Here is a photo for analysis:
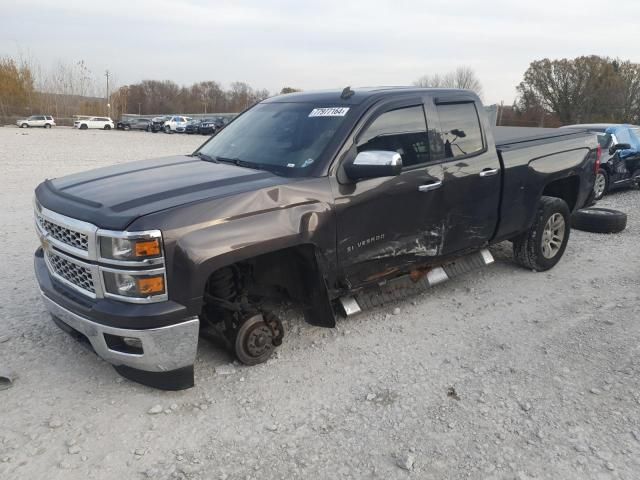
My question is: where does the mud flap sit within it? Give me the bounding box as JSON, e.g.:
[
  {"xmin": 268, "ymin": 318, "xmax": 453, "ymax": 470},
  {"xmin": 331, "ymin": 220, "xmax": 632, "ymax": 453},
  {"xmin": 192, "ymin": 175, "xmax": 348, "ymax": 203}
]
[{"xmin": 302, "ymin": 270, "xmax": 336, "ymax": 328}]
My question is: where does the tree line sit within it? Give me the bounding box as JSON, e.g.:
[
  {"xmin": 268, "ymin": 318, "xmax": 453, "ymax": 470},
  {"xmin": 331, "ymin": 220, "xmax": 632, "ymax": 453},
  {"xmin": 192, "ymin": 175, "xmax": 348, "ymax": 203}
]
[
  {"xmin": 109, "ymin": 80, "xmax": 272, "ymax": 118},
  {"xmin": 1, "ymin": 54, "xmax": 639, "ymax": 126},
  {"xmin": 514, "ymin": 56, "xmax": 640, "ymax": 125}
]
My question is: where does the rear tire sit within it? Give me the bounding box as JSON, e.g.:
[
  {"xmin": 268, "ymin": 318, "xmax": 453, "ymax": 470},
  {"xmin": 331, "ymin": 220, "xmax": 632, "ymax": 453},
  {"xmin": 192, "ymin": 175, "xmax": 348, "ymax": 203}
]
[
  {"xmin": 104, "ymin": 124, "xmax": 111, "ymax": 130},
  {"xmin": 571, "ymin": 208, "xmax": 627, "ymax": 234},
  {"xmin": 80, "ymin": 124, "xmax": 88, "ymax": 130},
  {"xmin": 21, "ymin": 123, "xmax": 28, "ymax": 128},
  {"xmin": 124, "ymin": 125, "xmax": 130, "ymax": 131},
  {"xmin": 44, "ymin": 123, "xmax": 51, "ymax": 129},
  {"xmin": 593, "ymin": 168, "xmax": 608, "ymax": 201},
  {"xmin": 513, "ymin": 196, "xmax": 571, "ymax": 271}
]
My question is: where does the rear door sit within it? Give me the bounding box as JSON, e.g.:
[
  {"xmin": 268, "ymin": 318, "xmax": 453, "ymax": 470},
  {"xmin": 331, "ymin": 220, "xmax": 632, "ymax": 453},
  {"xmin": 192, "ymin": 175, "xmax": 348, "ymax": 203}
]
[{"xmin": 423, "ymin": 98, "xmax": 502, "ymax": 254}]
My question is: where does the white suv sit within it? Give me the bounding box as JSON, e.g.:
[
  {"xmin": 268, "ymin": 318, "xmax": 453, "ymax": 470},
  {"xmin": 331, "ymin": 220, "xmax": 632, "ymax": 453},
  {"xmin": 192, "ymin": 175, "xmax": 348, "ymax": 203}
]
[
  {"xmin": 74, "ymin": 117, "xmax": 115, "ymax": 130},
  {"xmin": 163, "ymin": 116, "xmax": 191, "ymax": 133},
  {"xmin": 17, "ymin": 115, "xmax": 56, "ymax": 128}
]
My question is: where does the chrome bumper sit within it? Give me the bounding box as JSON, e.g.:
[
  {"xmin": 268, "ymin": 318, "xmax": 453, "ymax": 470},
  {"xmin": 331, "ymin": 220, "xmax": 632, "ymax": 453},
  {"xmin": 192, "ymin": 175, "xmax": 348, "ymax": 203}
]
[{"xmin": 40, "ymin": 291, "xmax": 199, "ymax": 373}]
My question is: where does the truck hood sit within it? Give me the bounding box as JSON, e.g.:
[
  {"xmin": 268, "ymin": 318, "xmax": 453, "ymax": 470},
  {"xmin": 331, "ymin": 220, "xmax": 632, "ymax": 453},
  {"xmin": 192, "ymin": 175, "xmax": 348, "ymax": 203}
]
[{"xmin": 35, "ymin": 155, "xmax": 288, "ymax": 230}]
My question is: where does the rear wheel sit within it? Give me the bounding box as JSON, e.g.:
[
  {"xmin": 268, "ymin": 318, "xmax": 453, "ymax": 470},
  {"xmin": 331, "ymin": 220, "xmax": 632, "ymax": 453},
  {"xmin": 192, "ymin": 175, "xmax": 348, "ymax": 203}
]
[
  {"xmin": 124, "ymin": 125, "xmax": 130, "ymax": 131},
  {"xmin": 513, "ymin": 196, "xmax": 570, "ymax": 271},
  {"xmin": 104, "ymin": 124, "xmax": 111, "ymax": 130},
  {"xmin": 593, "ymin": 168, "xmax": 608, "ymax": 201},
  {"xmin": 20, "ymin": 123, "xmax": 28, "ymax": 128},
  {"xmin": 146, "ymin": 125, "xmax": 150, "ymax": 132},
  {"xmin": 44, "ymin": 123, "xmax": 51, "ymax": 129},
  {"xmin": 80, "ymin": 124, "xmax": 88, "ymax": 130}
]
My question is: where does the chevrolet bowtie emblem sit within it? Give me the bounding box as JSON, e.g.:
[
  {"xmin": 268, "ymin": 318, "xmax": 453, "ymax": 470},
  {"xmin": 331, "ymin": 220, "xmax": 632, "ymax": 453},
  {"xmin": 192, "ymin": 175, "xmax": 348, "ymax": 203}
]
[{"xmin": 40, "ymin": 234, "xmax": 51, "ymax": 252}]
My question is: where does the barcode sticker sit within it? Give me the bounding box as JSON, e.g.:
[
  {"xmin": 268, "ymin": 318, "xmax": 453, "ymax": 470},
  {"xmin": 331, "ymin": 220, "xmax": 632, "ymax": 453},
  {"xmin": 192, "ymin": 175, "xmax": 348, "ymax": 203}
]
[{"xmin": 308, "ymin": 107, "xmax": 350, "ymax": 117}]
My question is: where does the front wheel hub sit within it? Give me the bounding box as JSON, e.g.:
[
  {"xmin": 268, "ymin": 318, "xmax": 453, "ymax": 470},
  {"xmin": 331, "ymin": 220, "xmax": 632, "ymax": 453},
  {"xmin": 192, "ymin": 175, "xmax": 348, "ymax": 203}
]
[{"xmin": 234, "ymin": 313, "xmax": 283, "ymax": 365}]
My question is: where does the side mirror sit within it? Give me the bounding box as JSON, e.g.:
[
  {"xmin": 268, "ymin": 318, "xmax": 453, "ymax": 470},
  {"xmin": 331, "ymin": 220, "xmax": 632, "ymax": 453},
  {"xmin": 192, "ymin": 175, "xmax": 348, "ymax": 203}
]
[
  {"xmin": 609, "ymin": 143, "xmax": 631, "ymax": 155},
  {"xmin": 344, "ymin": 151, "xmax": 402, "ymax": 181}
]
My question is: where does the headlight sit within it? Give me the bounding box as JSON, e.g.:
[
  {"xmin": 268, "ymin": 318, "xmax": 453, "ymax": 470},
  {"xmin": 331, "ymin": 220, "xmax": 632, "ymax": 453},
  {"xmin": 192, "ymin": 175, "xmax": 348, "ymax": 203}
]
[
  {"xmin": 98, "ymin": 231, "xmax": 163, "ymax": 262},
  {"xmin": 102, "ymin": 270, "xmax": 166, "ymax": 299},
  {"xmin": 97, "ymin": 230, "xmax": 168, "ymax": 302}
]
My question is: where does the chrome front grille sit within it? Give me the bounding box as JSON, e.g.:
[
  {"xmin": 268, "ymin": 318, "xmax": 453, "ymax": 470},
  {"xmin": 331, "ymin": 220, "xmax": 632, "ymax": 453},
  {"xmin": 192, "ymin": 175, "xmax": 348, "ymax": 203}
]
[
  {"xmin": 46, "ymin": 251, "xmax": 96, "ymax": 295},
  {"xmin": 37, "ymin": 213, "xmax": 89, "ymax": 251},
  {"xmin": 35, "ymin": 202, "xmax": 168, "ymax": 303}
]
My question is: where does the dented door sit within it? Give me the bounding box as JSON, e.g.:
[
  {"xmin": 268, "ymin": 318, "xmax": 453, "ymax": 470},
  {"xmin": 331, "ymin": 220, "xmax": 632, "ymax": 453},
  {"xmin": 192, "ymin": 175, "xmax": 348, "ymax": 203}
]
[
  {"xmin": 332, "ymin": 101, "xmax": 451, "ymax": 286},
  {"xmin": 333, "ymin": 164, "xmax": 448, "ymax": 285}
]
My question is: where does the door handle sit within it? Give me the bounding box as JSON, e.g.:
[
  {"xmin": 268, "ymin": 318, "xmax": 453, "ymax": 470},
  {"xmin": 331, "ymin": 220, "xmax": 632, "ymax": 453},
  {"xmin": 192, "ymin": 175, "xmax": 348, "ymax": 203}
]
[
  {"xmin": 479, "ymin": 168, "xmax": 499, "ymax": 177},
  {"xmin": 418, "ymin": 181, "xmax": 442, "ymax": 192}
]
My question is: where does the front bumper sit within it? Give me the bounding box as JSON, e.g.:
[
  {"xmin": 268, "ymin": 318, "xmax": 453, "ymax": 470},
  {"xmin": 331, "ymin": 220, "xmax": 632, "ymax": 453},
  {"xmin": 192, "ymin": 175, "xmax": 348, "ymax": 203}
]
[{"xmin": 35, "ymin": 250, "xmax": 200, "ymax": 390}]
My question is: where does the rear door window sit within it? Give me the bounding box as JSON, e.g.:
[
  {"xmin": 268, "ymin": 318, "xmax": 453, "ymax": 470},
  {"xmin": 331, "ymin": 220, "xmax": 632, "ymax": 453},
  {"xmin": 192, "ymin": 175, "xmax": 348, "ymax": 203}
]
[
  {"xmin": 357, "ymin": 105, "xmax": 430, "ymax": 168},
  {"xmin": 433, "ymin": 103, "xmax": 484, "ymax": 160}
]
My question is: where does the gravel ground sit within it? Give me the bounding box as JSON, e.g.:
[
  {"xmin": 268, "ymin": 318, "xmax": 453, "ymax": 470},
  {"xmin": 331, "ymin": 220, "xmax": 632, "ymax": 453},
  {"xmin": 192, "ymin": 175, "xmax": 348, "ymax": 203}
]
[{"xmin": 1, "ymin": 126, "xmax": 639, "ymax": 480}]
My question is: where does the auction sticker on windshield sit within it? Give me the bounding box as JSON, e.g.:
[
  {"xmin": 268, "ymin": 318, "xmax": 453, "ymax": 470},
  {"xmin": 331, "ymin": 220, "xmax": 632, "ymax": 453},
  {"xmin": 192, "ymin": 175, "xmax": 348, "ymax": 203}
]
[{"xmin": 308, "ymin": 107, "xmax": 350, "ymax": 117}]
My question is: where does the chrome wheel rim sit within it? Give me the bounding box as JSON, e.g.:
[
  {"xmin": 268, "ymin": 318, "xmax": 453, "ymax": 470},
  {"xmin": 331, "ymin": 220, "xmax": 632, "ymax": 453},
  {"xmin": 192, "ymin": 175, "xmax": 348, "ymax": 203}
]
[
  {"xmin": 541, "ymin": 213, "xmax": 565, "ymax": 259},
  {"xmin": 594, "ymin": 173, "xmax": 606, "ymax": 198}
]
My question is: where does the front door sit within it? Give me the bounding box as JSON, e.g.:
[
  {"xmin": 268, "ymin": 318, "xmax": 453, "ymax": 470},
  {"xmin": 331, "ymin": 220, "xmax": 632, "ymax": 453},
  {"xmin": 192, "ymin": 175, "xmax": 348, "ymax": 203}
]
[{"xmin": 333, "ymin": 101, "xmax": 450, "ymax": 286}]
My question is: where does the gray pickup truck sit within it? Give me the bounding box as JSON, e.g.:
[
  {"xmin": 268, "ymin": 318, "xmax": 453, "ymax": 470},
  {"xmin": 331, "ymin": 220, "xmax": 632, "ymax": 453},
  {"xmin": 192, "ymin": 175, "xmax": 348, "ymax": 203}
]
[{"xmin": 34, "ymin": 87, "xmax": 599, "ymax": 389}]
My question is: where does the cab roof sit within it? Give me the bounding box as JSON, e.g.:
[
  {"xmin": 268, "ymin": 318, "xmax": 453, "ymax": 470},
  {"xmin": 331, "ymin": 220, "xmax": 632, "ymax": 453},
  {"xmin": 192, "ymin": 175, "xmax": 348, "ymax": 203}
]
[{"xmin": 263, "ymin": 86, "xmax": 479, "ymax": 105}]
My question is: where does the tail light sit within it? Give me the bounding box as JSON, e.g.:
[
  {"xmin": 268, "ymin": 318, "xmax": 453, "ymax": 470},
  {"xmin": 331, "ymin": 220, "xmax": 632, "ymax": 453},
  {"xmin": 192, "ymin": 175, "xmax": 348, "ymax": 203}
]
[{"xmin": 595, "ymin": 144, "xmax": 602, "ymax": 174}]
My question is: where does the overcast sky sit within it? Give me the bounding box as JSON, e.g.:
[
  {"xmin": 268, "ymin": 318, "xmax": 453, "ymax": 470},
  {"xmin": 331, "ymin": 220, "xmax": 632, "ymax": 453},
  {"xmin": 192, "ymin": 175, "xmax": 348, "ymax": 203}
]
[{"xmin": 2, "ymin": 0, "xmax": 639, "ymax": 105}]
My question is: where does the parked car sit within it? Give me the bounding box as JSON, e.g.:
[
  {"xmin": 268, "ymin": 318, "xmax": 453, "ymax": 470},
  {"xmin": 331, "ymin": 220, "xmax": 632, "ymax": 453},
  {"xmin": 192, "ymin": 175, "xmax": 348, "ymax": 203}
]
[
  {"xmin": 33, "ymin": 87, "xmax": 598, "ymax": 390},
  {"xmin": 16, "ymin": 115, "xmax": 55, "ymax": 128},
  {"xmin": 163, "ymin": 116, "xmax": 191, "ymax": 133},
  {"xmin": 198, "ymin": 117, "xmax": 224, "ymax": 135},
  {"xmin": 73, "ymin": 117, "xmax": 115, "ymax": 130},
  {"xmin": 116, "ymin": 119, "xmax": 131, "ymax": 130},
  {"xmin": 185, "ymin": 119, "xmax": 202, "ymax": 134},
  {"xmin": 151, "ymin": 116, "xmax": 170, "ymax": 133},
  {"xmin": 562, "ymin": 123, "xmax": 640, "ymax": 200},
  {"xmin": 119, "ymin": 118, "xmax": 153, "ymax": 132}
]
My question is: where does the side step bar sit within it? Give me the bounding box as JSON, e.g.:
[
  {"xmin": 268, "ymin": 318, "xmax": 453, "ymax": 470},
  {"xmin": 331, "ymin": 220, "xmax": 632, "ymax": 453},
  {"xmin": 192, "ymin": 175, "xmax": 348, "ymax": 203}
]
[{"xmin": 338, "ymin": 248, "xmax": 494, "ymax": 316}]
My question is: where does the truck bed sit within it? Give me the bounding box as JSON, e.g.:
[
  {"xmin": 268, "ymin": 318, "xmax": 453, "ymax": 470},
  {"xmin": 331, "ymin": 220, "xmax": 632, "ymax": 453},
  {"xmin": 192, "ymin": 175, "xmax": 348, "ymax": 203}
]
[
  {"xmin": 491, "ymin": 126, "xmax": 597, "ymax": 243},
  {"xmin": 494, "ymin": 126, "xmax": 593, "ymax": 150}
]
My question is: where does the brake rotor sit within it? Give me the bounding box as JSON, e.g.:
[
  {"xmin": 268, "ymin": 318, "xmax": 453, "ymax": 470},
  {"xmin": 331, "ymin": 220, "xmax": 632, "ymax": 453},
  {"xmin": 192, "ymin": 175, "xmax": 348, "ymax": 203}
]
[{"xmin": 234, "ymin": 313, "xmax": 282, "ymax": 365}]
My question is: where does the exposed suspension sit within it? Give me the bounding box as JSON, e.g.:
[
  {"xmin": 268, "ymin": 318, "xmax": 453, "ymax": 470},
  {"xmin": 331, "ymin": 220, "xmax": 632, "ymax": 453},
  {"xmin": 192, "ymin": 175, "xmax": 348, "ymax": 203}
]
[{"xmin": 201, "ymin": 265, "xmax": 283, "ymax": 365}]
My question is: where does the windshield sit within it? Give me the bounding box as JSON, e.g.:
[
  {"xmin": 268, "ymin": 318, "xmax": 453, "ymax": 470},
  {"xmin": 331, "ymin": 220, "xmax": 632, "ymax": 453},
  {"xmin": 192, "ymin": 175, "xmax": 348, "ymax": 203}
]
[{"xmin": 196, "ymin": 102, "xmax": 350, "ymax": 175}]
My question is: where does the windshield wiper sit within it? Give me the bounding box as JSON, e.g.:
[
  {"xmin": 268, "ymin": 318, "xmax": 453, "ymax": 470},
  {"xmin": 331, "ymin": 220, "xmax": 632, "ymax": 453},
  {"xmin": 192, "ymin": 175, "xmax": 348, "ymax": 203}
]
[
  {"xmin": 192, "ymin": 151, "xmax": 218, "ymax": 163},
  {"xmin": 215, "ymin": 156, "xmax": 265, "ymax": 171}
]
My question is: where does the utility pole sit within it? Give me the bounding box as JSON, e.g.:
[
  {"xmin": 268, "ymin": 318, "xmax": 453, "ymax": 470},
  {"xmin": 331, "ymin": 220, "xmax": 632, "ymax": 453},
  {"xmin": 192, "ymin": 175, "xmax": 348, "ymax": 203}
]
[
  {"xmin": 138, "ymin": 103, "xmax": 142, "ymax": 115},
  {"xmin": 105, "ymin": 70, "xmax": 111, "ymax": 116}
]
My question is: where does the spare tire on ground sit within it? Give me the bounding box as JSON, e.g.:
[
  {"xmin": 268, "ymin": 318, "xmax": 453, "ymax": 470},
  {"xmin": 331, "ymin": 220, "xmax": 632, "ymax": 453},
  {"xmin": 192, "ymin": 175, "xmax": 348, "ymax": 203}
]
[{"xmin": 571, "ymin": 208, "xmax": 627, "ymax": 234}]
